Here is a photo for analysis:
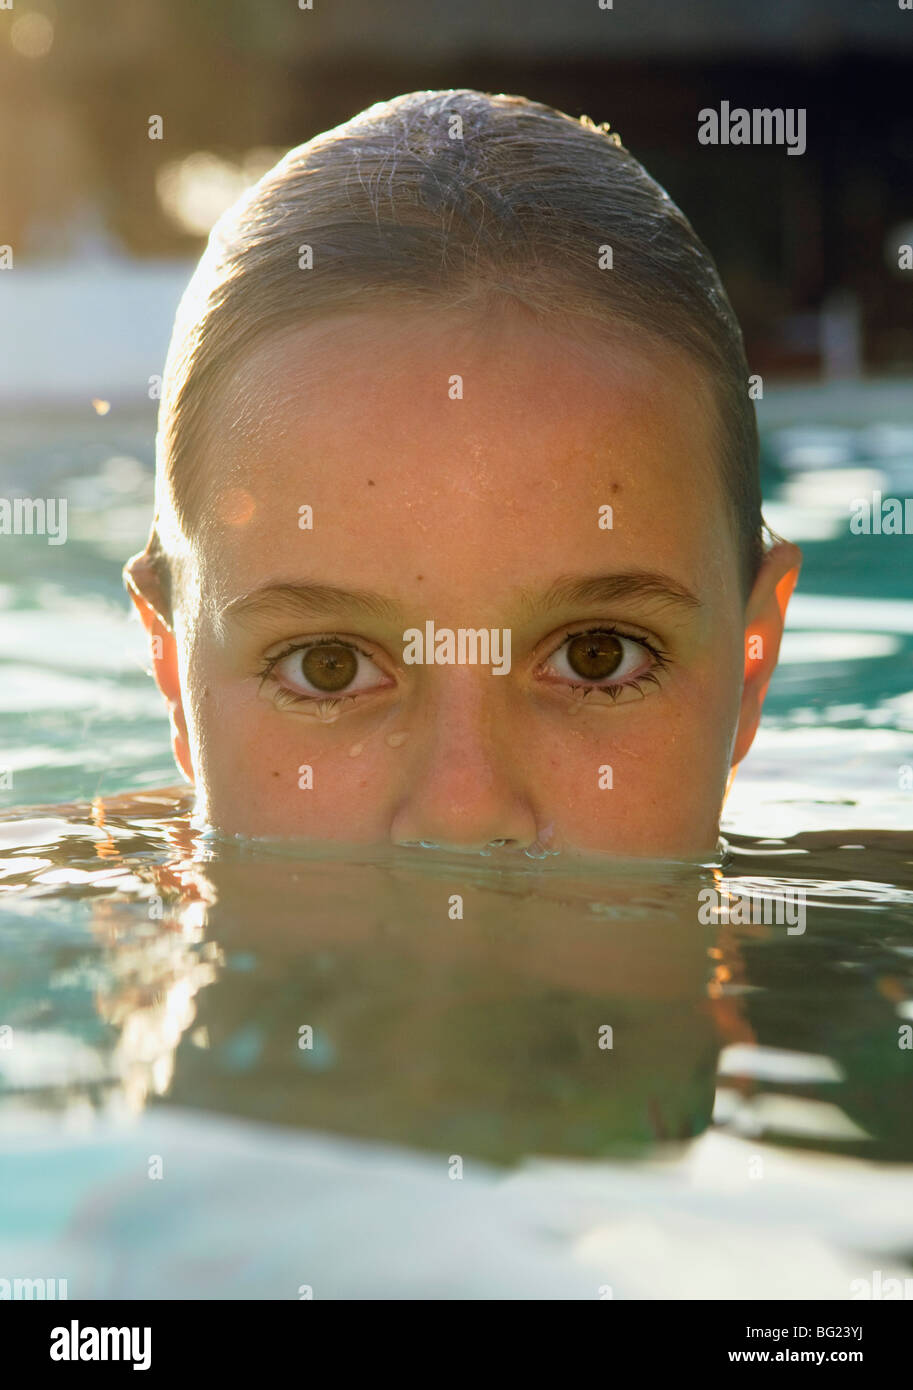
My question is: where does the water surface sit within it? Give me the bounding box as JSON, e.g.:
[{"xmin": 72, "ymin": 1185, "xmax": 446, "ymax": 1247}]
[{"xmin": 0, "ymin": 388, "xmax": 911, "ymax": 1298}]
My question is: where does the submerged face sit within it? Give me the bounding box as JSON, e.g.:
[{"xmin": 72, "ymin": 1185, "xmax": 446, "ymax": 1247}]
[{"xmin": 134, "ymin": 308, "xmax": 797, "ymax": 858}]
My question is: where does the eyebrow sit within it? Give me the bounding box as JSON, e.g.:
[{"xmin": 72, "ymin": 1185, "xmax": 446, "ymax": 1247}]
[
  {"xmin": 520, "ymin": 572, "xmax": 702, "ymax": 614},
  {"xmin": 223, "ymin": 582, "xmax": 403, "ymax": 626},
  {"xmin": 223, "ymin": 570, "xmax": 701, "ymax": 629}
]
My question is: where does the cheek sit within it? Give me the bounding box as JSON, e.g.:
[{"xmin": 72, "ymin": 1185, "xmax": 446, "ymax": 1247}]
[
  {"xmin": 185, "ymin": 674, "xmax": 400, "ymax": 839},
  {"xmin": 526, "ymin": 680, "xmax": 739, "ymax": 854}
]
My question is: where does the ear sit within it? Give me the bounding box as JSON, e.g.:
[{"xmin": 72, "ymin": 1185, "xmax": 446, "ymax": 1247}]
[
  {"xmin": 124, "ymin": 547, "xmax": 194, "ymax": 785},
  {"xmin": 731, "ymin": 540, "xmax": 802, "ymax": 768}
]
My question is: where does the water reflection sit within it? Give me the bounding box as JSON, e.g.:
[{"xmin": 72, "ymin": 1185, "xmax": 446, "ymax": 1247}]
[
  {"xmin": 163, "ymin": 852, "xmax": 725, "ymax": 1162},
  {"xmin": 1, "ymin": 790, "xmax": 911, "ymax": 1167},
  {"xmin": 0, "ymin": 793, "xmax": 722, "ymax": 1161}
]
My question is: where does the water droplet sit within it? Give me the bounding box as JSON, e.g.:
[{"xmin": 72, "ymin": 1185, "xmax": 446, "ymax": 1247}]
[
  {"xmin": 386, "ymin": 731, "xmax": 409, "ymax": 748},
  {"xmin": 348, "ymin": 743, "xmax": 364, "ymax": 758}
]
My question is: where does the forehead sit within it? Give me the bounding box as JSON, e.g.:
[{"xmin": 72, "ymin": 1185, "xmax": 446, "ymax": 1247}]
[{"xmin": 191, "ymin": 308, "xmax": 740, "ymax": 609}]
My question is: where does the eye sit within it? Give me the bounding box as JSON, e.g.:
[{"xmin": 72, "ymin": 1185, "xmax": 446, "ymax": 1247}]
[
  {"xmin": 262, "ymin": 638, "xmax": 391, "ymax": 701},
  {"xmin": 541, "ymin": 627, "xmax": 666, "ymax": 694}
]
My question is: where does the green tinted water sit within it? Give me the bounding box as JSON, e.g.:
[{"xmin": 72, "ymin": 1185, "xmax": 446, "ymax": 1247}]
[{"xmin": 0, "ymin": 388, "xmax": 911, "ymax": 1297}]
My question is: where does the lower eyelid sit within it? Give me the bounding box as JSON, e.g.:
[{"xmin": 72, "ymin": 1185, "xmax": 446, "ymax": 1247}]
[
  {"xmin": 547, "ymin": 672, "xmax": 651, "ymax": 696},
  {"xmin": 274, "ymin": 687, "xmax": 348, "ymax": 708},
  {"xmin": 538, "ymin": 643, "xmax": 669, "ymax": 700},
  {"xmin": 561, "ymin": 670, "xmax": 665, "ymax": 704},
  {"xmin": 264, "ymin": 674, "xmax": 376, "ymax": 704}
]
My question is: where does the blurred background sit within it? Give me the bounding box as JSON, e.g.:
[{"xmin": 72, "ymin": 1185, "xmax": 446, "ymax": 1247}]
[
  {"xmin": 2, "ymin": 0, "xmax": 913, "ymax": 401},
  {"xmin": 0, "ymin": 0, "xmax": 911, "ymax": 817}
]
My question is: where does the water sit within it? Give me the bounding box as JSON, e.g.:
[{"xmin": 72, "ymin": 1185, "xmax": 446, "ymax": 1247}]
[{"xmin": 0, "ymin": 385, "xmax": 911, "ymax": 1299}]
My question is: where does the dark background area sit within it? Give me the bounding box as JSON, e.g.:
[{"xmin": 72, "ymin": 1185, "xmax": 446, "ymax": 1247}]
[{"xmin": 2, "ymin": 0, "xmax": 912, "ymax": 375}]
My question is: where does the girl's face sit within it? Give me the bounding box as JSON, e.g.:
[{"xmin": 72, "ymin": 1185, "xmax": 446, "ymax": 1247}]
[{"xmin": 134, "ymin": 309, "xmax": 799, "ymax": 858}]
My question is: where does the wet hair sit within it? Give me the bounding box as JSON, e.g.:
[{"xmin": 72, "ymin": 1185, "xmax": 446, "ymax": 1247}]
[{"xmin": 151, "ymin": 88, "xmax": 763, "ymax": 609}]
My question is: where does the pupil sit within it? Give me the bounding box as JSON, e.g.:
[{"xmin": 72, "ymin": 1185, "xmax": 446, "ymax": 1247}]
[
  {"xmin": 566, "ymin": 633, "xmax": 623, "ymax": 680},
  {"xmin": 301, "ymin": 643, "xmax": 358, "ymax": 692}
]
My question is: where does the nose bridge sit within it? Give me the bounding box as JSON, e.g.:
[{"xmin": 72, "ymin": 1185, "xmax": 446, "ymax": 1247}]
[
  {"xmin": 424, "ymin": 659, "xmax": 495, "ymax": 739},
  {"xmin": 390, "ymin": 664, "xmax": 539, "ymax": 851}
]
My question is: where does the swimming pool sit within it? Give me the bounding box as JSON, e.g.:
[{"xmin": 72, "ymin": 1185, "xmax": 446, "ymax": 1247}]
[{"xmin": 0, "ymin": 381, "xmax": 911, "ymax": 1299}]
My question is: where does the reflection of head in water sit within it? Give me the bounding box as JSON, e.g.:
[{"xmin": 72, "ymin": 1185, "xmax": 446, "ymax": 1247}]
[
  {"xmin": 97, "ymin": 842, "xmax": 726, "ymax": 1162},
  {"xmin": 125, "ymin": 89, "xmax": 800, "ymax": 857},
  {"xmin": 7, "ymin": 802, "xmax": 910, "ymax": 1163}
]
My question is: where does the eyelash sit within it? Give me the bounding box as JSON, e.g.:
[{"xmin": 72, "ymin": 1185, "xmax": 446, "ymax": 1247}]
[{"xmin": 256, "ymin": 626, "xmax": 671, "ymax": 710}]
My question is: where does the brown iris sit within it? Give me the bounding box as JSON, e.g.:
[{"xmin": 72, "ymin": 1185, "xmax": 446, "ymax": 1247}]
[
  {"xmin": 300, "ymin": 643, "xmax": 358, "ymax": 692},
  {"xmin": 566, "ymin": 632, "xmax": 624, "ymax": 681}
]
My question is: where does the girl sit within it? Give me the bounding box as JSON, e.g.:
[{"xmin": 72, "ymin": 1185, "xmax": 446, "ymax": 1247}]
[{"xmin": 125, "ymin": 89, "xmax": 800, "ymax": 857}]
